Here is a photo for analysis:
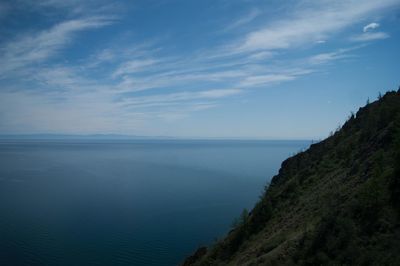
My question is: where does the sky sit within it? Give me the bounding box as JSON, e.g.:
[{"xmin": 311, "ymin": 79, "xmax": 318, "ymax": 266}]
[{"xmin": 0, "ymin": 0, "xmax": 399, "ymax": 139}]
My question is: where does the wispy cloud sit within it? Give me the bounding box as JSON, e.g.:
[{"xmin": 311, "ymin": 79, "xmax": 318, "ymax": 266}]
[
  {"xmin": 351, "ymin": 32, "xmax": 389, "ymax": 42},
  {"xmin": 308, "ymin": 46, "xmax": 360, "ymax": 65},
  {"xmin": 225, "ymin": 8, "xmax": 261, "ymax": 31},
  {"xmin": 19, "ymin": 0, "xmax": 123, "ymax": 17},
  {"xmin": 1, "ymin": 0, "xmax": 398, "ymax": 135},
  {"xmin": 363, "ymin": 22, "xmax": 380, "ymax": 32},
  {"xmin": 235, "ymin": 0, "xmax": 398, "ymax": 52},
  {"xmin": 239, "ymin": 74, "xmax": 296, "ymax": 87},
  {"xmin": 0, "ymin": 17, "xmax": 114, "ymax": 77},
  {"xmin": 350, "ymin": 21, "xmax": 389, "ymax": 42},
  {"xmin": 0, "ymin": 89, "xmax": 129, "ymax": 134},
  {"xmin": 309, "ymin": 52, "xmax": 342, "ymax": 65},
  {"xmin": 112, "ymin": 59, "xmax": 160, "ymax": 78},
  {"xmin": 247, "ymin": 51, "xmax": 274, "ymax": 60},
  {"xmin": 120, "ymin": 89, "xmax": 243, "ymax": 108}
]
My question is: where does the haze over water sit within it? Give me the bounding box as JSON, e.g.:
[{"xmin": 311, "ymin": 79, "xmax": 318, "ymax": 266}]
[{"xmin": 0, "ymin": 139, "xmax": 308, "ymax": 265}]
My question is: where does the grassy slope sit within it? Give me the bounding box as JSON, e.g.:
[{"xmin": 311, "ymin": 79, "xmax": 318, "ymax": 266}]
[{"xmin": 184, "ymin": 90, "xmax": 400, "ymax": 266}]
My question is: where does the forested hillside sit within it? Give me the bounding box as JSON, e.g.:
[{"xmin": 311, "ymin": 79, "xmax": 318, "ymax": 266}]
[{"xmin": 184, "ymin": 89, "xmax": 400, "ymax": 265}]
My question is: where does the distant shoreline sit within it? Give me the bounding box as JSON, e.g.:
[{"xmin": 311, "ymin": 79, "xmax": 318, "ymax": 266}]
[{"xmin": 0, "ymin": 134, "xmax": 315, "ymax": 142}]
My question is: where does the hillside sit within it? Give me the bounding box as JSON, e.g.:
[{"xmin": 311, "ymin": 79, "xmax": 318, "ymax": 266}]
[{"xmin": 183, "ymin": 89, "xmax": 400, "ymax": 265}]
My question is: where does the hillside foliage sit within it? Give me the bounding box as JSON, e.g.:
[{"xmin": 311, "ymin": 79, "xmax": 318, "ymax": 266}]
[{"xmin": 184, "ymin": 89, "xmax": 400, "ymax": 266}]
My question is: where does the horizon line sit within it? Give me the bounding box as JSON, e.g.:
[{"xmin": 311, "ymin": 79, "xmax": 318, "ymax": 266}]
[{"xmin": 0, "ymin": 133, "xmax": 319, "ymax": 142}]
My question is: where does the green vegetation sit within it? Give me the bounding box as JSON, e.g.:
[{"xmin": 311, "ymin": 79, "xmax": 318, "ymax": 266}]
[{"xmin": 183, "ymin": 89, "xmax": 400, "ymax": 266}]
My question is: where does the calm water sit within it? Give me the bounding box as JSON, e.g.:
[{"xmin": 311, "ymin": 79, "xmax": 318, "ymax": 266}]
[{"xmin": 0, "ymin": 139, "xmax": 308, "ymax": 266}]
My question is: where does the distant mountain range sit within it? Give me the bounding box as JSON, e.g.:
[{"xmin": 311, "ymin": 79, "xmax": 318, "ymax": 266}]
[
  {"xmin": 0, "ymin": 134, "xmax": 311, "ymax": 141},
  {"xmin": 0, "ymin": 134, "xmax": 179, "ymax": 140}
]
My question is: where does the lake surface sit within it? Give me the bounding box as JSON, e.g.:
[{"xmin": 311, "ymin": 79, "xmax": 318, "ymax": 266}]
[{"xmin": 0, "ymin": 139, "xmax": 309, "ymax": 266}]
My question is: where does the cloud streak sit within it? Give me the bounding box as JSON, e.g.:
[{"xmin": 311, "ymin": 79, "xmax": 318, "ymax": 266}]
[
  {"xmin": 235, "ymin": 0, "xmax": 398, "ymax": 52},
  {"xmin": 225, "ymin": 8, "xmax": 261, "ymax": 31},
  {"xmin": 120, "ymin": 89, "xmax": 242, "ymax": 108},
  {"xmin": 0, "ymin": 16, "xmax": 114, "ymax": 77},
  {"xmin": 351, "ymin": 32, "xmax": 389, "ymax": 42},
  {"xmin": 363, "ymin": 22, "xmax": 380, "ymax": 32},
  {"xmin": 0, "ymin": 0, "xmax": 398, "ymax": 135},
  {"xmin": 112, "ymin": 59, "xmax": 160, "ymax": 78}
]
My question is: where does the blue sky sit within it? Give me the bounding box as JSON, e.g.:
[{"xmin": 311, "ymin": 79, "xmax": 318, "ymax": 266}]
[{"xmin": 0, "ymin": 0, "xmax": 399, "ymax": 139}]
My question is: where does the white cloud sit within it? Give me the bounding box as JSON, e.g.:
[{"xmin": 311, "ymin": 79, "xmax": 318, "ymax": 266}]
[
  {"xmin": 239, "ymin": 74, "xmax": 296, "ymax": 87},
  {"xmin": 0, "ymin": 89, "xmax": 146, "ymax": 134},
  {"xmin": 85, "ymin": 42, "xmax": 161, "ymax": 69},
  {"xmin": 225, "ymin": 9, "xmax": 261, "ymax": 31},
  {"xmin": 351, "ymin": 32, "xmax": 389, "ymax": 42},
  {"xmin": 18, "ymin": 0, "xmax": 122, "ymax": 17},
  {"xmin": 247, "ymin": 51, "xmax": 274, "ymax": 60},
  {"xmin": 115, "ymin": 69, "xmax": 247, "ymax": 92},
  {"xmin": 121, "ymin": 89, "xmax": 243, "ymax": 108},
  {"xmin": 112, "ymin": 59, "xmax": 159, "ymax": 78},
  {"xmin": 236, "ymin": 0, "xmax": 399, "ymax": 52},
  {"xmin": 0, "ymin": 17, "xmax": 114, "ymax": 76},
  {"xmin": 1, "ymin": 0, "xmax": 399, "ymax": 134},
  {"xmin": 309, "ymin": 52, "xmax": 339, "ymax": 64},
  {"xmin": 308, "ymin": 47, "xmax": 357, "ymax": 65},
  {"xmin": 35, "ymin": 66, "xmax": 110, "ymax": 94},
  {"xmin": 363, "ymin": 22, "xmax": 380, "ymax": 32}
]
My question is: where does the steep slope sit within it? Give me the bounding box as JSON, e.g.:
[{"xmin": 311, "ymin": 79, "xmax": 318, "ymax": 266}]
[{"xmin": 184, "ymin": 89, "xmax": 400, "ymax": 266}]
